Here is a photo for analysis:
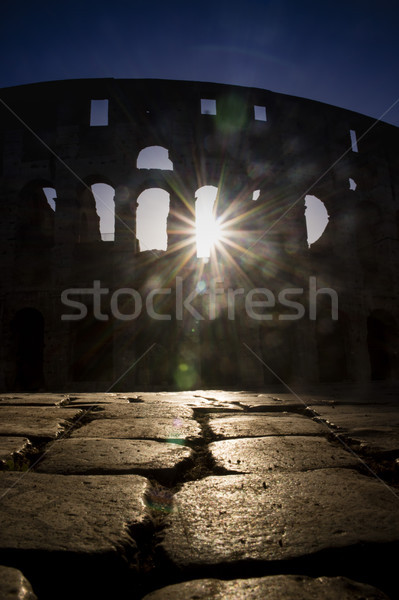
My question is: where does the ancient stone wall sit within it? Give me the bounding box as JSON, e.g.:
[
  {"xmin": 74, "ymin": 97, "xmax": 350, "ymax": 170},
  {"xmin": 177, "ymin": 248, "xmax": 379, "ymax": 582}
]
[{"xmin": 0, "ymin": 78, "xmax": 398, "ymax": 391}]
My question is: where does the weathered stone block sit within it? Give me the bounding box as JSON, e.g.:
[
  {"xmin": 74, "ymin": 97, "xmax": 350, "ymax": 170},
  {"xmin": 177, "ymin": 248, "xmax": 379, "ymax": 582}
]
[
  {"xmin": 160, "ymin": 469, "xmax": 399, "ymax": 566},
  {"xmin": 142, "ymin": 575, "xmax": 390, "ymax": 600}
]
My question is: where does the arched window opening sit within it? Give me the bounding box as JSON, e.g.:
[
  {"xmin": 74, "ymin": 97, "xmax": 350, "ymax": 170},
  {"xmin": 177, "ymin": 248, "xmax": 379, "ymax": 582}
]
[
  {"xmin": 136, "ymin": 188, "xmax": 170, "ymax": 251},
  {"xmin": 195, "ymin": 185, "xmax": 219, "ymax": 259},
  {"xmin": 91, "ymin": 183, "xmax": 115, "ymax": 241},
  {"xmin": 12, "ymin": 308, "xmax": 45, "ymax": 391},
  {"xmin": 137, "ymin": 146, "xmax": 173, "ymax": 170},
  {"xmin": 43, "ymin": 187, "xmax": 56, "ymax": 211},
  {"xmin": 304, "ymin": 195, "xmax": 329, "ymax": 247}
]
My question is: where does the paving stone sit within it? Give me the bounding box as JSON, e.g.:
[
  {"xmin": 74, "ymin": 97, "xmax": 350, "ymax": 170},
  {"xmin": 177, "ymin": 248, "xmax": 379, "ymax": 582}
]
[
  {"xmin": 142, "ymin": 574, "xmax": 390, "ymax": 599},
  {"xmin": 36, "ymin": 438, "xmax": 192, "ymax": 478},
  {"xmin": 234, "ymin": 394, "xmax": 304, "ymax": 411},
  {"xmin": 0, "ymin": 472, "xmax": 150, "ymax": 553},
  {"xmin": 86, "ymin": 402, "xmax": 194, "ymax": 420},
  {"xmin": 0, "ymin": 394, "xmax": 69, "ymax": 406},
  {"xmin": 312, "ymin": 404, "xmax": 399, "ymax": 453},
  {"xmin": 0, "ymin": 407, "xmax": 83, "ymax": 439},
  {"xmin": 0, "ymin": 565, "xmax": 37, "ymax": 599},
  {"xmin": 208, "ymin": 413, "xmax": 325, "ymax": 438},
  {"xmin": 68, "ymin": 393, "xmax": 131, "ymax": 404},
  {"xmin": 71, "ymin": 417, "xmax": 201, "ymax": 442},
  {"xmin": 160, "ymin": 469, "xmax": 399, "ymax": 566},
  {"xmin": 133, "ymin": 392, "xmax": 244, "ymax": 411},
  {"xmin": 210, "ymin": 436, "xmax": 358, "ymax": 473},
  {"xmin": 0, "ymin": 437, "xmax": 32, "ymax": 469}
]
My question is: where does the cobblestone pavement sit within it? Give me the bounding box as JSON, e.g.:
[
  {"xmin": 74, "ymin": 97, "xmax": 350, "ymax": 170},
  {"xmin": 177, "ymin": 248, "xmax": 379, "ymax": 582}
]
[{"xmin": 0, "ymin": 383, "xmax": 398, "ymax": 599}]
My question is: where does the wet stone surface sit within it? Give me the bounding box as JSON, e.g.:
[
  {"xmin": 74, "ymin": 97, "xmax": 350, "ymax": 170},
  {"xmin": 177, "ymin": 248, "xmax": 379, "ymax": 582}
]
[
  {"xmin": 208, "ymin": 412, "xmax": 325, "ymax": 438},
  {"xmin": 70, "ymin": 416, "xmax": 201, "ymax": 442},
  {"xmin": 0, "ymin": 407, "xmax": 83, "ymax": 439},
  {"xmin": 209, "ymin": 436, "xmax": 359, "ymax": 473},
  {"xmin": 311, "ymin": 404, "xmax": 399, "ymax": 454},
  {"xmin": 142, "ymin": 574, "xmax": 390, "ymax": 600},
  {"xmin": 0, "ymin": 394, "xmax": 69, "ymax": 406},
  {"xmin": 160, "ymin": 469, "xmax": 399, "ymax": 566},
  {"xmin": 36, "ymin": 438, "xmax": 192, "ymax": 480},
  {"xmin": 0, "ymin": 388, "xmax": 397, "ymax": 599},
  {"xmin": 0, "ymin": 472, "xmax": 150, "ymax": 553}
]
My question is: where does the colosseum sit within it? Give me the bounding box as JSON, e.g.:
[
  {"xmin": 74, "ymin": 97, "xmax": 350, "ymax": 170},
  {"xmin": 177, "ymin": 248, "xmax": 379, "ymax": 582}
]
[{"xmin": 0, "ymin": 78, "xmax": 398, "ymax": 391}]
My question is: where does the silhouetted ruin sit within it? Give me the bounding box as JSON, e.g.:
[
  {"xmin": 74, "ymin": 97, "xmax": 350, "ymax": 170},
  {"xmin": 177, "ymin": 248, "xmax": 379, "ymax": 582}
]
[{"xmin": 0, "ymin": 78, "xmax": 398, "ymax": 391}]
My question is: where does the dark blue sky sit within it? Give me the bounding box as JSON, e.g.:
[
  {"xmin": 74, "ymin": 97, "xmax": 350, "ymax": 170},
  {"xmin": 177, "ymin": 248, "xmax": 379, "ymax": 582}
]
[{"xmin": 1, "ymin": 0, "xmax": 398, "ymax": 126}]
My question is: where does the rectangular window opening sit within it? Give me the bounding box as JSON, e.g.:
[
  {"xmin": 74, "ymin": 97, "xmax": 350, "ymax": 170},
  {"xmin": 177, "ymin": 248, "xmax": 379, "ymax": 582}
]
[
  {"xmin": 254, "ymin": 105, "xmax": 267, "ymax": 121},
  {"xmin": 201, "ymin": 98, "xmax": 217, "ymax": 115},
  {"xmin": 90, "ymin": 99, "xmax": 109, "ymax": 126},
  {"xmin": 350, "ymin": 129, "xmax": 358, "ymax": 153}
]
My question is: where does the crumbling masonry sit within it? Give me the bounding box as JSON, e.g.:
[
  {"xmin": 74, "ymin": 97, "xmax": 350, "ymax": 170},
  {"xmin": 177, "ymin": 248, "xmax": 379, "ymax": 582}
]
[{"xmin": 0, "ymin": 78, "xmax": 398, "ymax": 391}]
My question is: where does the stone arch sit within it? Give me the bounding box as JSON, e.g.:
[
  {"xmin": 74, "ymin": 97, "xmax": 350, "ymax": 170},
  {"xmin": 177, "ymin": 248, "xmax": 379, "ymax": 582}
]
[
  {"xmin": 76, "ymin": 175, "xmax": 115, "ymax": 242},
  {"xmin": 136, "ymin": 188, "xmax": 171, "ymax": 251},
  {"xmin": 137, "ymin": 146, "xmax": 173, "ymax": 170},
  {"xmin": 11, "ymin": 308, "xmax": 45, "ymax": 391},
  {"xmin": 367, "ymin": 310, "xmax": 398, "ymax": 380},
  {"xmin": 304, "ymin": 195, "xmax": 329, "ymax": 247}
]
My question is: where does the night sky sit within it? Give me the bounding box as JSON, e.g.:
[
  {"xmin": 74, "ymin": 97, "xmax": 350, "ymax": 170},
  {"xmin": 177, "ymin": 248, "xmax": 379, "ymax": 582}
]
[{"xmin": 1, "ymin": 0, "xmax": 399, "ymax": 127}]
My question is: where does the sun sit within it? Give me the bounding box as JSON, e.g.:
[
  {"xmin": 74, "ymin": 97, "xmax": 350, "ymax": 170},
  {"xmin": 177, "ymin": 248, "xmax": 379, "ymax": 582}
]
[{"xmin": 196, "ymin": 216, "xmax": 222, "ymax": 258}]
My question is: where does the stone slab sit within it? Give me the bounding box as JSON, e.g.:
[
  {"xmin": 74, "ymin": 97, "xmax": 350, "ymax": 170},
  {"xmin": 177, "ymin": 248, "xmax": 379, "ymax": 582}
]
[
  {"xmin": 0, "ymin": 472, "xmax": 150, "ymax": 553},
  {"xmin": 142, "ymin": 575, "xmax": 390, "ymax": 600},
  {"xmin": 0, "ymin": 565, "xmax": 37, "ymax": 600},
  {"xmin": 210, "ymin": 436, "xmax": 358, "ymax": 473},
  {"xmin": 68, "ymin": 393, "xmax": 132, "ymax": 404},
  {"xmin": 160, "ymin": 469, "xmax": 399, "ymax": 566},
  {"xmin": 233, "ymin": 394, "xmax": 304, "ymax": 412},
  {"xmin": 71, "ymin": 417, "xmax": 201, "ymax": 442},
  {"xmin": 36, "ymin": 438, "xmax": 192, "ymax": 477},
  {"xmin": 0, "ymin": 437, "xmax": 32, "ymax": 469},
  {"xmin": 209, "ymin": 413, "xmax": 325, "ymax": 438},
  {"xmin": 312, "ymin": 404, "xmax": 399, "ymax": 453},
  {"xmin": 130, "ymin": 392, "xmax": 244, "ymax": 411},
  {"xmin": 0, "ymin": 407, "xmax": 83, "ymax": 439},
  {"xmin": 0, "ymin": 394, "xmax": 69, "ymax": 406},
  {"xmin": 85, "ymin": 403, "xmax": 194, "ymax": 420}
]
